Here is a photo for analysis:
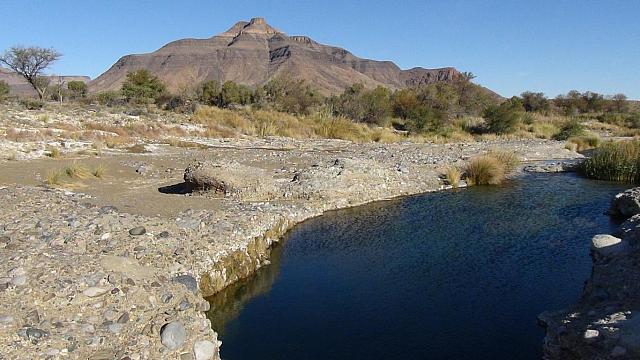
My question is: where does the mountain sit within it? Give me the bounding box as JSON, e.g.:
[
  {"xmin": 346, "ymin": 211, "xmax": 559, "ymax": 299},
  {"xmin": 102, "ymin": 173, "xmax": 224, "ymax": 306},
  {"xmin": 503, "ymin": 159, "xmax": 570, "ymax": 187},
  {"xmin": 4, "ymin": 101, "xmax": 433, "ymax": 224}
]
[
  {"xmin": 90, "ymin": 18, "xmax": 462, "ymax": 95},
  {"xmin": 0, "ymin": 67, "xmax": 90, "ymax": 96}
]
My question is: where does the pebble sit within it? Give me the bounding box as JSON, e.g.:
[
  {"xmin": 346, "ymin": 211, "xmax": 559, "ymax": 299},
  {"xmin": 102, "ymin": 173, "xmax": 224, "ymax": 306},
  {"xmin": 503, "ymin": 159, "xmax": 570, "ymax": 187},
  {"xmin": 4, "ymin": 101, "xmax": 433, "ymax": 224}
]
[
  {"xmin": 129, "ymin": 226, "xmax": 146, "ymax": 236},
  {"xmin": 83, "ymin": 287, "xmax": 108, "ymax": 297},
  {"xmin": 160, "ymin": 321, "xmax": 186, "ymax": 350},
  {"xmin": 193, "ymin": 340, "xmax": 217, "ymax": 360},
  {"xmin": 172, "ymin": 275, "xmax": 198, "ymax": 294},
  {"xmin": 584, "ymin": 329, "xmax": 599, "ymax": 340}
]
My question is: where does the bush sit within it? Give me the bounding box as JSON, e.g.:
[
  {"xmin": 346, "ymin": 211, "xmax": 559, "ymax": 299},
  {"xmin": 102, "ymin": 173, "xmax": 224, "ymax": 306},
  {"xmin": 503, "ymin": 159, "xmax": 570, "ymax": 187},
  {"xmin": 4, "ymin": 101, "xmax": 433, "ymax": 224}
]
[
  {"xmin": 553, "ymin": 119, "xmax": 584, "ymax": 140},
  {"xmin": 67, "ymin": 80, "xmax": 87, "ymax": 99},
  {"xmin": 582, "ymin": 141, "xmax": 640, "ymax": 183},
  {"xmin": 121, "ymin": 69, "xmax": 166, "ymax": 104},
  {"xmin": 20, "ymin": 98, "xmax": 44, "ymax": 110},
  {"xmin": 465, "ymin": 156, "xmax": 505, "ymax": 185},
  {"xmin": 0, "ymin": 80, "xmax": 9, "ymax": 99},
  {"xmin": 483, "ymin": 99, "xmax": 523, "ymax": 134},
  {"xmin": 567, "ymin": 135, "xmax": 600, "ymax": 152},
  {"xmin": 96, "ymin": 91, "xmax": 121, "ymax": 106},
  {"xmin": 443, "ymin": 166, "xmax": 461, "ymax": 188}
]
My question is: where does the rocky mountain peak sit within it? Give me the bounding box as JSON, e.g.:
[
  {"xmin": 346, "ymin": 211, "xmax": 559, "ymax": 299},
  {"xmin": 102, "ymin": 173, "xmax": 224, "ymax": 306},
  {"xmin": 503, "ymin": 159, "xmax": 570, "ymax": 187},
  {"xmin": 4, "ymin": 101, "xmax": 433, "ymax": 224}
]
[{"xmin": 218, "ymin": 17, "xmax": 282, "ymax": 38}]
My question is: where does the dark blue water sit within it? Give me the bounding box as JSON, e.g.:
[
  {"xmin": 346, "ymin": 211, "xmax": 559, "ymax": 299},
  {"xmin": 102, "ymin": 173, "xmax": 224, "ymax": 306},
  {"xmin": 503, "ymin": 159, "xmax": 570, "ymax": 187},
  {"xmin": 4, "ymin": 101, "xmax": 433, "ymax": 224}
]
[{"xmin": 207, "ymin": 173, "xmax": 626, "ymax": 360}]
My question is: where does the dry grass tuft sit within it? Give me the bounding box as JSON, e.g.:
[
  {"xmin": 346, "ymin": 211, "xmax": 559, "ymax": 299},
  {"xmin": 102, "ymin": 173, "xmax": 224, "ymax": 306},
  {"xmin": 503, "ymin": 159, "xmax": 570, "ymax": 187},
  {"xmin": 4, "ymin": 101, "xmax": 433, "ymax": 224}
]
[
  {"xmin": 46, "ymin": 146, "xmax": 61, "ymax": 158},
  {"xmin": 465, "ymin": 156, "xmax": 506, "ymax": 186},
  {"xmin": 92, "ymin": 164, "xmax": 107, "ymax": 178},
  {"xmin": 487, "ymin": 149, "xmax": 521, "ymax": 173},
  {"xmin": 65, "ymin": 163, "xmax": 91, "ymax": 179},
  {"xmin": 444, "ymin": 166, "xmax": 462, "ymax": 188},
  {"xmin": 45, "ymin": 170, "xmax": 65, "ymax": 186}
]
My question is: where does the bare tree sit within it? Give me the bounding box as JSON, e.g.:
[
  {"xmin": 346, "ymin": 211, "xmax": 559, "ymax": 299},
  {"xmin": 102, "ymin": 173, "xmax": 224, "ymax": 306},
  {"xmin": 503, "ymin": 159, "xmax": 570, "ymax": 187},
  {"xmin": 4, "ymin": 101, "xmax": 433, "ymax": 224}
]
[{"xmin": 0, "ymin": 46, "xmax": 61, "ymax": 99}]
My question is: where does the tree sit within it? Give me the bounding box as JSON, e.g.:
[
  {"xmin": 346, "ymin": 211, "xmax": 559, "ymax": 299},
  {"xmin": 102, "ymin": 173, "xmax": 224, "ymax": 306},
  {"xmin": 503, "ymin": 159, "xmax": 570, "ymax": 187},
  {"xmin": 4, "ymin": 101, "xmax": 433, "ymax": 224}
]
[
  {"xmin": 611, "ymin": 93, "xmax": 629, "ymax": 113},
  {"xmin": 484, "ymin": 97, "xmax": 523, "ymax": 134},
  {"xmin": 0, "ymin": 80, "xmax": 9, "ymax": 99},
  {"xmin": 199, "ymin": 80, "xmax": 221, "ymax": 106},
  {"xmin": 520, "ymin": 91, "xmax": 550, "ymax": 112},
  {"xmin": 261, "ymin": 76, "xmax": 321, "ymax": 114},
  {"xmin": 121, "ymin": 69, "xmax": 165, "ymax": 103},
  {"xmin": 219, "ymin": 81, "xmax": 252, "ymax": 107},
  {"xmin": 0, "ymin": 46, "xmax": 61, "ymax": 99},
  {"xmin": 67, "ymin": 80, "xmax": 87, "ymax": 99}
]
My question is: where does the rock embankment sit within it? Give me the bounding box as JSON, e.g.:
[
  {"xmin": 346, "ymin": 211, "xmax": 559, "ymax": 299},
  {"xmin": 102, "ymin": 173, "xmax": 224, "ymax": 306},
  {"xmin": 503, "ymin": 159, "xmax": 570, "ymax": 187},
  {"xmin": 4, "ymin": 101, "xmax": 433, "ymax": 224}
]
[
  {"xmin": 541, "ymin": 186, "xmax": 640, "ymax": 359},
  {"xmin": 0, "ymin": 138, "xmax": 579, "ymax": 359}
]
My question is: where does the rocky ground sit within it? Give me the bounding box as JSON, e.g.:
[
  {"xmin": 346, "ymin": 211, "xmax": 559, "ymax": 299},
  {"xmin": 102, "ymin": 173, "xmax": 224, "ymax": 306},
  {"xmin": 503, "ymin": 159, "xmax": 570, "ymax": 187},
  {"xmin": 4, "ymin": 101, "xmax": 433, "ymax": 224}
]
[
  {"xmin": 0, "ymin": 104, "xmax": 584, "ymax": 359},
  {"xmin": 540, "ymin": 188, "xmax": 640, "ymax": 360}
]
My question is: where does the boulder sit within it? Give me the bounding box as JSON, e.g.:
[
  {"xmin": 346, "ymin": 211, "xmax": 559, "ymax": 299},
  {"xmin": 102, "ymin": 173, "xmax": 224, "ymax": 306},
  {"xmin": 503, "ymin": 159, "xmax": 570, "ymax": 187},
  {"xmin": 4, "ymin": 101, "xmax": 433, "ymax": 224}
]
[
  {"xmin": 160, "ymin": 321, "xmax": 186, "ymax": 350},
  {"xmin": 591, "ymin": 234, "xmax": 629, "ymax": 258},
  {"xmin": 183, "ymin": 161, "xmax": 235, "ymax": 194},
  {"xmin": 610, "ymin": 187, "xmax": 640, "ymax": 218}
]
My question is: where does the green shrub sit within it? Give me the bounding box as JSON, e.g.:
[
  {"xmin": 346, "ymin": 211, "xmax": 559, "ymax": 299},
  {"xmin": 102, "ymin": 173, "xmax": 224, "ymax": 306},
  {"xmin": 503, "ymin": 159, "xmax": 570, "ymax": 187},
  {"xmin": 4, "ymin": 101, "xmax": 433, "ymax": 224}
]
[
  {"xmin": 0, "ymin": 80, "xmax": 9, "ymax": 99},
  {"xmin": 67, "ymin": 80, "xmax": 87, "ymax": 99},
  {"xmin": 582, "ymin": 141, "xmax": 640, "ymax": 183},
  {"xmin": 483, "ymin": 99, "xmax": 523, "ymax": 134},
  {"xmin": 96, "ymin": 91, "xmax": 121, "ymax": 106},
  {"xmin": 121, "ymin": 69, "xmax": 166, "ymax": 104},
  {"xmin": 20, "ymin": 98, "xmax": 44, "ymax": 110},
  {"xmin": 553, "ymin": 119, "xmax": 584, "ymax": 140}
]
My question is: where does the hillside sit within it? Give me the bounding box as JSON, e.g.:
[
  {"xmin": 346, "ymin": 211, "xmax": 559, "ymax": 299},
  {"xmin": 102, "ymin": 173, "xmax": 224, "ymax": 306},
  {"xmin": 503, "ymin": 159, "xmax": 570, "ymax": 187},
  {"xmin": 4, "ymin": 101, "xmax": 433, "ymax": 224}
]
[{"xmin": 90, "ymin": 17, "xmax": 461, "ymax": 94}]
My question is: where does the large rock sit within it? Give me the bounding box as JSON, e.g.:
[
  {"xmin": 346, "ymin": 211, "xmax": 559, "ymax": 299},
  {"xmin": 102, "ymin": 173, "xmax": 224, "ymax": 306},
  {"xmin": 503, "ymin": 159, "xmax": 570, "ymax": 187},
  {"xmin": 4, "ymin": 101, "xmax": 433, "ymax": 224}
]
[
  {"xmin": 591, "ymin": 234, "xmax": 629, "ymax": 258},
  {"xmin": 184, "ymin": 161, "xmax": 234, "ymax": 194},
  {"xmin": 160, "ymin": 321, "xmax": 186, "ymax": 350},
  {"xmin": 610, "ymin": 187, "xmax": 640, "ymax": 218}
]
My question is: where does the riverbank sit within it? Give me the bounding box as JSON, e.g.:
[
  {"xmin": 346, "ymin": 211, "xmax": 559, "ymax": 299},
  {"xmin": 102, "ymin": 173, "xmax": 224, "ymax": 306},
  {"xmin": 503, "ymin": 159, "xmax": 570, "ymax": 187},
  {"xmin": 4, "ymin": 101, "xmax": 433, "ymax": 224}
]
[
  {"xmin": 540, "ymin": 187, "xmax": 640, "ymax": 359},
  {"xmin": 0, "ymin": 137, "xmax": 580, "ymax": 359}
]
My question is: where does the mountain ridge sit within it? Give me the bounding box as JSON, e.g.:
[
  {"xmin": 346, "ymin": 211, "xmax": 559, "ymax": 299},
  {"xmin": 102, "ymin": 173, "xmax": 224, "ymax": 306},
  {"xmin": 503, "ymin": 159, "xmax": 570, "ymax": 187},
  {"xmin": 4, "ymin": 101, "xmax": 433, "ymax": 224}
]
[{"xmin": 90, "ymin": 17, "xmax": 463, "ymax": 95}]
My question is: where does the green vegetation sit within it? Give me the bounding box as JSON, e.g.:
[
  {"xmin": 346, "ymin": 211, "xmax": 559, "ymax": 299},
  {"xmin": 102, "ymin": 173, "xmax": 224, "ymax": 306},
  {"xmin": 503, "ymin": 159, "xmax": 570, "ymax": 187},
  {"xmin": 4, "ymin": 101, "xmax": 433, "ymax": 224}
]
[
  {"xmin": 582, "ymin": 141, "xmax": 640, "ymax": 183},
  {"xmin": 67, "ymin": 81, "xmax": 87, "ymax": 99},
  {"xmin": 0, "ymin": 80, "xmax": 9, "ymax": 99},
  {"xmin": 20, "ymin": 98, "xmax": 44, "ymax": 110},
  {"xmin": 0, "ymin": 45, "xmax": 61, "ymax": 99},
  {"xmin": 121, "ymin": 69, "xmax": 166, "ymax": 103},
  {"xmin": 483, "ymin": 98, "xmax": 523, "ymax": 134}
]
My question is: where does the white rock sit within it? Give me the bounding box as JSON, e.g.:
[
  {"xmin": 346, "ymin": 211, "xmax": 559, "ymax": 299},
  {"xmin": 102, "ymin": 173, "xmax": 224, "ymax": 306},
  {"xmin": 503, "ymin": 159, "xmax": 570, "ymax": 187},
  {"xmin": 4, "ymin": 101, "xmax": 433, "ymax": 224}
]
[
  {"xmin": 83, "ymin": 287, "xmax": 108, "ymax": 297},
  {"xmin": 194, "ymin": 340, "xmax": 217, "ymax": 360},
  {"xmin": 584, "ymin": 329, "xmax": 599, "ymax": 340},
  {"xmin": 591, "ymin": 235, "xmax": 629, "ymax": 257},
  {"xmin": 160, "ymin": 321, "xmax": 186, "ymax": 350}
]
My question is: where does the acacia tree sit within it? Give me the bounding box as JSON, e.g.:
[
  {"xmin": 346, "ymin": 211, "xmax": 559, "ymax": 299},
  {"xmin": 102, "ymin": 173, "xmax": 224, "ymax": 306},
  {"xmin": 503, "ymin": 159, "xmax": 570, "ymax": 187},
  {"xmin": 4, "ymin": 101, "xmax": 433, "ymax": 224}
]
[{"xmin": 0, "ymin": 46, "xmax": 61, "ymax": 99}]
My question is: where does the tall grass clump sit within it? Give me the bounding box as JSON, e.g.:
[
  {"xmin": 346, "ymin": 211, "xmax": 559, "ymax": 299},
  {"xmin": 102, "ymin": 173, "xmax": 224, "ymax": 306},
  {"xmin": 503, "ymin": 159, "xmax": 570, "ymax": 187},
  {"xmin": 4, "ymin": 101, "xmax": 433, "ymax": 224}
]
[
  {"xmin": 464, "ymin": 150, "xmax": 521, "ymax": 186},
  {"xmin": 567, "ymin": 135, "xmax": 601, "ymax": 152},
  {"xmin": 582, "ymin": 140, "xmax": 640, "ymax": 183},
  {"xmin": 65, "ymin": 163, "xmax": 91, "ymax": 179},
  {"xmin": 444, "ymin": 166, "xmax": 462, "ymax": 188}
]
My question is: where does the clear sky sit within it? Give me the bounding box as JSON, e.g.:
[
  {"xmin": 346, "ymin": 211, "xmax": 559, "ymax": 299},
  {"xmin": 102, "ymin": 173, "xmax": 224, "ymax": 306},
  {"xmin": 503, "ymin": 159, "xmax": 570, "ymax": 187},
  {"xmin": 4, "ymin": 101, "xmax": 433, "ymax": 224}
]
[{"xmin": 1, "ymin": 0, "xmax": 638, "ymax": 98}]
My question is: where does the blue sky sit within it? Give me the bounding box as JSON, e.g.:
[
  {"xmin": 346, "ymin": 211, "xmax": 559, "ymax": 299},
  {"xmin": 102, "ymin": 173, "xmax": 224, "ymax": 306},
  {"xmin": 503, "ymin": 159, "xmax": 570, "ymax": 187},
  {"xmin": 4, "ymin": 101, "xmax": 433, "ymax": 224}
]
[{"xmin": 1, "ymin": 0, "xmax": 638, "ymax": 98}]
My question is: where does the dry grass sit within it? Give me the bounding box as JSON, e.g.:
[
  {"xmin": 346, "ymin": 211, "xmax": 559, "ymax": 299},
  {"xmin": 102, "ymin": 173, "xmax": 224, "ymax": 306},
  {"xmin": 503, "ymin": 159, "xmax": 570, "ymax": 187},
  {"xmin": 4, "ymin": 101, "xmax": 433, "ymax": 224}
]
[
  {"xmin": 566, "ymin": 135, "xmax": 601, "ymax": 152},
  {"xmin": 45, "ymin": 170, "xmax": 65, "ymax": 186},
  {"xmin": 465, "ymin": 156, "xmax": 506, "ymax": 185},
  {"xmin": 163, "ymin": 138, "xmax": 209, "ymax": 149},
  {"xmin": 46, "ymin": 146, "xmax": 61, "ymax": 158},
  {"xmin": 443, "ymin": 166, "xmax": 462, "ymax": 188},
  {"xmin": 487, "ymin": 149, "xmax": 521, "ymax": 173},
  {"xmin": 65, "ymin": 163, "xmax": 91, "ymax": 179},
  {"xmin": 92, "ymin": 164, "xmax": 107, "ymax": 178}
]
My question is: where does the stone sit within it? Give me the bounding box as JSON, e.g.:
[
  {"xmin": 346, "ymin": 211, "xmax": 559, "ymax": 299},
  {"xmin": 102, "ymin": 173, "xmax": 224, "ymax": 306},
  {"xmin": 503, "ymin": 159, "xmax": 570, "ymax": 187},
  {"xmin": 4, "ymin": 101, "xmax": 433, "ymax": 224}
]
[
  {"xmin": 172, "ymin": 275, "xmax": 198, "ymax": 294},
  {"xmin": 193, "ymin": 340, "xmax": 217, "ymax": 360},
  {"xmin": 160, "ymin": 321, "xmax": 186, "ymax": 350},
  {"xmin": 583, "ymin": 329, "xmax": 599, "ymax": 340},
  {"xmin": 610, "ymin": 187, "xmax": 640, "ymax": 218},
  {"xmin": 25, "ymin": 327, "xmax": 49, "ymax": 342},
  {"xmin": 83, "ymin": 287, "xmax": 108, "ymax": 297},
  {"xmin": 129, "ymin": 226, "xmax": 146, "ymax": 236},
  {"xmin": 117, "ymin": 312, "xmax": 130, "ymax": 324},
  {"xmin": 591, "ymin": 235, "xmax": 629, "ymax": 258},
  {"xmin": 0, "ymin": 315, "xmax": 14, "ymax": 325},
  {"xmin": 108, "ymin": 323, "xmax": 124, "ymax": 334}
]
